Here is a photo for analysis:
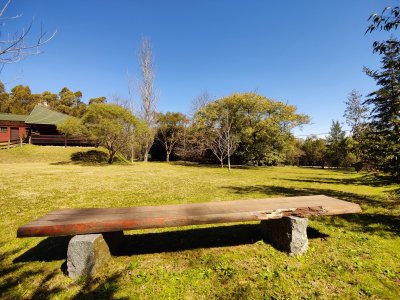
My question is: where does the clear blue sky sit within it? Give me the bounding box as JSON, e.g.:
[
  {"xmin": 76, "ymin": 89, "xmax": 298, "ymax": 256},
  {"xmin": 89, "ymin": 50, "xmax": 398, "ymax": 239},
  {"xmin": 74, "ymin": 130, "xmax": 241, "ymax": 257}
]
[{"xmin": 0, "ymin": 0, "xmax": 394, "ymax": 137}]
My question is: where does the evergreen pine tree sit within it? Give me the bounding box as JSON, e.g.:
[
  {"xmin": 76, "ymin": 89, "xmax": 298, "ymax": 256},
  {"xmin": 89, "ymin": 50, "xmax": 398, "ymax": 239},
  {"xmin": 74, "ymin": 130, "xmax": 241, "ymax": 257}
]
[
  {"xmin": 364, "ymin": 39, "xmax": 400, "ymax": 180},
  {"xmin": 326, "ymin": 121, "xmax": 350, "ymax": 168}
]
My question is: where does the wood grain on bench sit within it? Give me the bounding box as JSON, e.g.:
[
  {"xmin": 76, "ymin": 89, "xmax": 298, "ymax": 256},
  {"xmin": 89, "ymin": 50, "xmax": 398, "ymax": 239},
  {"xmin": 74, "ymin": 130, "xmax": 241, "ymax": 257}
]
[{"xmin": 17, "ymin": 195, "xmax": 361, "ymax": 237}]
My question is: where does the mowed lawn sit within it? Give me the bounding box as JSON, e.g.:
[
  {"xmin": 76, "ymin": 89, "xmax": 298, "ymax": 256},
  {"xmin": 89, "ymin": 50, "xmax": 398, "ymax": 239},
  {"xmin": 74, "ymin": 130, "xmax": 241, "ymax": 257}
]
[{"xmin": 0, "ymin": 146, "xmax": 399, "ymax": 299}]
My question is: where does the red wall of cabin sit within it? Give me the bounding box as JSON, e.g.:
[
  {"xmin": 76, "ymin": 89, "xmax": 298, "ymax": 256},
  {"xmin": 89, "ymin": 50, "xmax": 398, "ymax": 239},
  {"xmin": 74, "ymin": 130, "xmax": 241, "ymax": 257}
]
[
  {"xmin": 0, "ymin": 128, "xmax": 9, "ymax": 142},
  {"xmin": 0, "ymin": 122, "xmax": 27, "ymax": 142}
]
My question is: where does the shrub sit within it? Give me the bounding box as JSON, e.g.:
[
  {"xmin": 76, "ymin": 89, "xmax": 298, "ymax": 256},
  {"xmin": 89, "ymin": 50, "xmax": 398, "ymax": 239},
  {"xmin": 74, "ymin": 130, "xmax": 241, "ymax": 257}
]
[
  {"xmin": 354, "ymin": 161, "xmax": 364, "ymax": 172},
  {"xmin": 71, "ymin": 150, "xmax": 108, "ymax": 163}
]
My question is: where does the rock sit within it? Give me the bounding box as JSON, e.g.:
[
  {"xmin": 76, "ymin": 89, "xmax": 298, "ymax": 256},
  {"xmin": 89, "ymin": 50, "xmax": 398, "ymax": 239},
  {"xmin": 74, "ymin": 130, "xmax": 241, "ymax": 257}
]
[
  {"xmin": 260, "ymin": 216, "xmax": 308, "ymax": 255},
  {"xmin": 67, "ymin": 234, "xmax": 111, "ymax": 279}
]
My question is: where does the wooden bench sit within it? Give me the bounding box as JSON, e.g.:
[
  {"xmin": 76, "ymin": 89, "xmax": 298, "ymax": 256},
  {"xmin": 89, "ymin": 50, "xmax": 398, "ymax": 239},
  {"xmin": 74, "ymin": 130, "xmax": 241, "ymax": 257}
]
[{"xmin": 17, "ymin": 195, "xmax": 361, "ymax": 278}]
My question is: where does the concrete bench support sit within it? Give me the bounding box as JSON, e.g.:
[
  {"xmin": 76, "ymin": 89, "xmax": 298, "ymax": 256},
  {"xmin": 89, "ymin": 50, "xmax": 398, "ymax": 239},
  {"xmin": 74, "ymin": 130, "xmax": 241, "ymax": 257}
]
[
  {"xmin": 67, "ymin": 231, "xmax": 123, "ymax": 279},
  {"xmin": 260, "ymin": 216, "xmax": 308, "ymax": 255}
]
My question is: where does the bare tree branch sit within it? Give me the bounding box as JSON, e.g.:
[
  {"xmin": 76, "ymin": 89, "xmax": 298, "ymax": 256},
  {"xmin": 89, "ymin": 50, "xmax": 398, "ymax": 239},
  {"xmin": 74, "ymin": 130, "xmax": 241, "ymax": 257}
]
[
  {"xmin": 191, "ymin": 90, "xmax": 210, "ymax": 117},
  {"xmin": 0, "ymin": 0, "xmax": 56, "ymax": 66},
  {"xmin": 203, "ymin": 109, "xmax": 239, "ymax": 170}
]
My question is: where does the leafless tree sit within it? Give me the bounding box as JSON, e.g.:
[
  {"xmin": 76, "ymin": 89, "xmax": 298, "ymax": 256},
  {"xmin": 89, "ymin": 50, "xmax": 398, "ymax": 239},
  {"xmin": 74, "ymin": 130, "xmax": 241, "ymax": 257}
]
[
  {"xmin": 174, "ymin": 125, "xmax": 207, "ymax": 162},
  {"xmin": 191, "ymin": 90, "xmax": 210, "ymax": 116},
  {"xmin": 126, "ymin": 71, "xmax": 137, "ymax": 162},
  {"xmin": 205, "ymin": 110, "xmax": 239, "ymax": 171},
  {"xmin": 110, "ymin": 94, "xmax": 129, "ymax": 108},
  {"xmin": 138, "ymin": 37, "xmax": 157, "ymax": 162},
  {"xmin": 0, "ymin": 0, "xmax": 56, "ymax": 67},
  {"xmin": 126, "ymin": 70, "xmax": 137, "ymax": 113}
]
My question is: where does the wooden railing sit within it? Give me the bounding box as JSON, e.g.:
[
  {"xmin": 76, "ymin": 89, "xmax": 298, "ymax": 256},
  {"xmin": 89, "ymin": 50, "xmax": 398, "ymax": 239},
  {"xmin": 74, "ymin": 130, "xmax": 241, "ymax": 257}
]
[
  {"xmin": 0, "ymin": 139, "xmax": 23, "ymax": 149},
  {"xmin": 30, "ymin": 135, "xmax": 92, "ymax": 146}
]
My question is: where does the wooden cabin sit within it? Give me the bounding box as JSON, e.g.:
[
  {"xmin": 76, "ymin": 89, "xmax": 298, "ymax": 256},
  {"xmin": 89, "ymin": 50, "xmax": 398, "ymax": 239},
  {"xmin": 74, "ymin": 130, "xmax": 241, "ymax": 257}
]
[
  {"xmin": 0, "ymin": 105, "xmax": 91, "ymax": 146},
  {"xmin": 24, "ymin": 105, "xmax": 90, "ymax": 146}
]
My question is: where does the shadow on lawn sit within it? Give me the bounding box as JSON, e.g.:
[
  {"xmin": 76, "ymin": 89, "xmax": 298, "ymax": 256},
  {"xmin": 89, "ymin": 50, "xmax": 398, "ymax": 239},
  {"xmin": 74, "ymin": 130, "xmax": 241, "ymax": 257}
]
[
  {"xmin": 13, "ymin": 236, "xmax": 71, "ymax": 263},
  {"xmin": 7, "ymin": 226, "xmax": 328, "ymax": 299},
  {"xmin": 116, "ymin": 224, "xmax": 327, "ymax": 256},
  {"xmin": 222, "ymin": 185, "xmax": 400, "ymax": 235},
  {"xmin": 1, "ymin": 246, "xmax": 63, "ymax": 299},
  {"xmin": 284, "ymin": 173, "xmax": 396, "ymax": 187},
  {"xmin": 3, "ymin": 263, "xmax": 126, "ymax": 299},
  {"xmin": 71, "ymin": 272, "xmax": 130, "ymax": 300},
  {"xmin": 8, "ymin": 239, "xmax": 128, "ymax": 299},
  {"xmin": 170, "ymin": 161, "xmax": 263, "ymax": 170},
  {"xmin": 13, "ymin": 224, "xmax": 328, "ymax": 262}
]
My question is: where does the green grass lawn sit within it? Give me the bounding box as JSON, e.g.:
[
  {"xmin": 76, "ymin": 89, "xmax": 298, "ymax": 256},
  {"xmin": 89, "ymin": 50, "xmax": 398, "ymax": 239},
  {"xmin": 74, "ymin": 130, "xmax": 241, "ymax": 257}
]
[{"xmin": 0, "ymin": 145, "xmax": 399, "ymax": 299}]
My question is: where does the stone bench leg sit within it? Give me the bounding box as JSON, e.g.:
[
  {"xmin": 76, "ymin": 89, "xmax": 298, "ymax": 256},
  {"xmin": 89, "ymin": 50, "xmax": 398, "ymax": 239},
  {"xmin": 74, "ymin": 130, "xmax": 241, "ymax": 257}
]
[
  {"xmin": 260, "ymin": 216, "xmax": 308, "ymax": 255},
  {"xmin": 67, "ymin": 231, "xmax": 123, "ymax": 279}
]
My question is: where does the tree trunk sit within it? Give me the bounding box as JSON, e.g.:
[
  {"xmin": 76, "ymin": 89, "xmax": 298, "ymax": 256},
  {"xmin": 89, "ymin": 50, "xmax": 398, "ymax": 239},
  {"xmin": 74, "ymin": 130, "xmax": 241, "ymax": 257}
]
[
  {"xmin": 227, "ymin": 155, "xmax": 231, "ymax": 172},
  {"xmin": 64, "ymin": 135, "xmax": 67, "ymax": 148},
  {"xmin": 166, "ymin": 151, "xmax": 170, "ymax": 162},
  {"xmin": 143, "ymin": 141, "xmax": 149, "ymax": 162},
  {"xmin": 108, "ymin": 152, "xmax": 115, "ymax": 164}
]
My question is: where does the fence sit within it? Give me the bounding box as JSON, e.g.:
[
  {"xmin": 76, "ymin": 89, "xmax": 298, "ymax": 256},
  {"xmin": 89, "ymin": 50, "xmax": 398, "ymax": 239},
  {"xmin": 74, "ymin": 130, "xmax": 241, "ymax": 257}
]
[
  {"xmin": 30, "ymin": 135, "xmax": 92, "ymax": 146},
  {"xmin": 0, "ymin": 139, "xmax": 24, "ymax": 149}
]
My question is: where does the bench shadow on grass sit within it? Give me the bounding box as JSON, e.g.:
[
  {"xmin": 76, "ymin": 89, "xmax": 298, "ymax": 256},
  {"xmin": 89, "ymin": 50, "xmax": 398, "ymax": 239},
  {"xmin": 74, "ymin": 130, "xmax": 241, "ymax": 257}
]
[
  {"xmin": 13, "ymin": 236, "xmax": 71, "ymax": 263},
  {"xmin": 13, "ymin": 224, "xmax": 328, "ymax": 262},
  {"xmin": 222, "ymin": 185, "xmax": 400, "ymax": 235},
  {"xmin": 9, "ymin": 225, "xmax": 327, "ymax": 299},
  {"xmin": 116, "ymin": 224, "xmax": 327, "ymax": 256}
]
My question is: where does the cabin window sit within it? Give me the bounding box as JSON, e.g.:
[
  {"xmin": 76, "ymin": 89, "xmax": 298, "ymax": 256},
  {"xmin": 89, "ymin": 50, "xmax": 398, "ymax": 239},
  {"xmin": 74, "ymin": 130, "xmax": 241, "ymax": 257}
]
[{"xmin": 0, "ymin": 127, "xmax": 7, "ymax": 133}]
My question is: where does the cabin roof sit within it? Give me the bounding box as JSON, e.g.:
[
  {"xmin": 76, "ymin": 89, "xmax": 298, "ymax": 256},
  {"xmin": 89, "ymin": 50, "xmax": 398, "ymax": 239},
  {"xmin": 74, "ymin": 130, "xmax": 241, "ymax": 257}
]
[
  {"xmin": 25, "ymin": 105, "xmax": 70, "ymax": 125},
  {"xmin": 0, "ymin": 113, "xmax": 28, "ymax": 122}
]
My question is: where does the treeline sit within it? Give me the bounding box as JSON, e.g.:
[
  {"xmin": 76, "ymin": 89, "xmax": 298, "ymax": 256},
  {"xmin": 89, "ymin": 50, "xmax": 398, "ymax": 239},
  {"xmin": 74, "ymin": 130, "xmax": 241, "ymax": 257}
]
[
  {"xmin": 0, "ymin": 82, "xmax": 105, "ymax": 117},
  {"xmin": 152, "ymin": 93, "xmax": 309, "ymax": 168},
  {"xmin": 0, "ymin": 84, "xmax": 311, "ymax": 167},
  {"xmin": 297, "ymin": 121, "xmax": 354, "ymax": 169},
  {"xmin": 57, "ymin": 92, "xmax": 310, "ymax": 168}
]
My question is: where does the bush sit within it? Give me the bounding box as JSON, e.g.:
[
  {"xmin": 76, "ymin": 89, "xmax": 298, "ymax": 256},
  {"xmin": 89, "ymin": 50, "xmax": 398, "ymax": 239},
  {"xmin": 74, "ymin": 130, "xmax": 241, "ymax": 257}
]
[
  {"xmin": 71, "ymin": 150, "xmax": 108, "ymax": 163},
  {"xmin": 353, "ymin": 161, "xmax": 364, "ymax": 172}
]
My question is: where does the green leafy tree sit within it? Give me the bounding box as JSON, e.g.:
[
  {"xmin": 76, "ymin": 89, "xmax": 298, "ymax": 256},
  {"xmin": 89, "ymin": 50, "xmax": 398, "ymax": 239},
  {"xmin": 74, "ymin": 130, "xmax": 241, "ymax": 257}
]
[
  {"xmin": 283, "ymin": 137, "xmax": 304, "ymax": 166},
  {"xmin": 5, "ymin": 85, "xmax": 35, "ymax": 114},
  {"xmin": 194, "ymin": 93, "xmax": 309, "ymax": 166},
  {"xmin": 82, "ymin": 103, "xmax": 144, "ymax": 164},
  {"xmin": 54, "ymin": 87, "xmax": 87, "ymax": 117},
  {"xmin": 0, "ymin": 81, "xmax": 9, "ymax": 112},
  {"xmin": 57, "ymin": 117, "xmax": 85, "ymax": 147},
  {"xmin": 89, "ymin": 97, "xmax": 107, "ymax": 105},
  {"xmin": 156, "ymin": 112, "xmax": 189, "ymax": 162},
  {"xmin": 40, "ymin": 91, "xmax": 58, "ymax": 108},
  {"xmin": 367, "ymin": 6, "xmax": 400, "ymax": 53},
  {"xmin": 301, "ymin": 136, "xmax": 327, "ymax": 168}
]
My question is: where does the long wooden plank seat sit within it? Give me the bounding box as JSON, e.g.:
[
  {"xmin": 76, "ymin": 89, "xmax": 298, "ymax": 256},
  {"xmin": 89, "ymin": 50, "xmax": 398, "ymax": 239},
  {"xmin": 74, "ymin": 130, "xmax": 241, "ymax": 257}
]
[{"xmin": 17, "ymin": 195, "xmax": 361, "ymax": 238}]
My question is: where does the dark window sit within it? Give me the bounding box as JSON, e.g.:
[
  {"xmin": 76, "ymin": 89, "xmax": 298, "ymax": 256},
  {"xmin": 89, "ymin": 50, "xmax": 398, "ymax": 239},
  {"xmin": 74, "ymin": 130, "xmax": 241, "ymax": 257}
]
[{"xmin": 0, "ymin": 127, "xmax": 7, "ymax": 133}]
